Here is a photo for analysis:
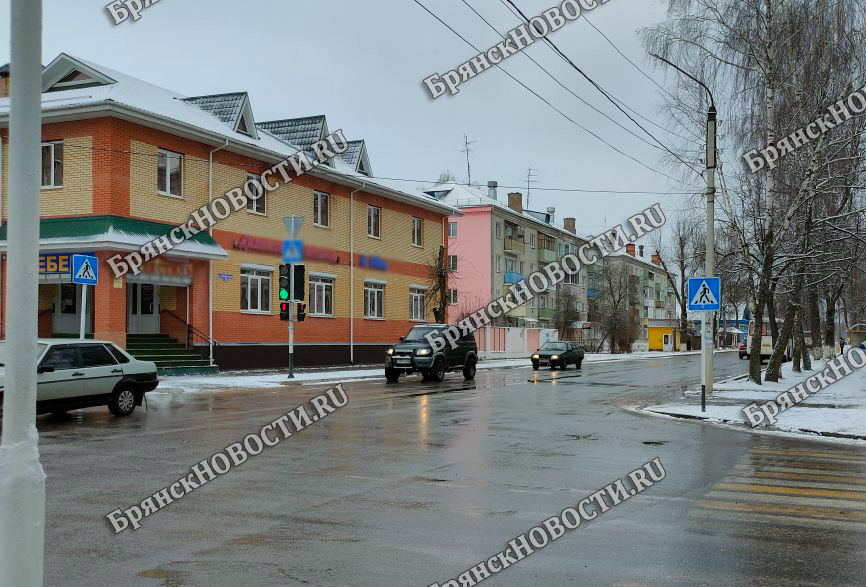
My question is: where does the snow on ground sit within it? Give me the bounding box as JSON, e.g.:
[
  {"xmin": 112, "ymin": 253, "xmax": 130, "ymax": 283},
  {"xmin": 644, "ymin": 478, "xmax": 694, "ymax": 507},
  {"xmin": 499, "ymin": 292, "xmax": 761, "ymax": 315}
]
[
  {"xmin": 155, "ymin": 350, "xmax": 734, "ymax": 393},
  {"xmin": 646, "ymin": 357, "xmax": 866, "ymax": 440}
]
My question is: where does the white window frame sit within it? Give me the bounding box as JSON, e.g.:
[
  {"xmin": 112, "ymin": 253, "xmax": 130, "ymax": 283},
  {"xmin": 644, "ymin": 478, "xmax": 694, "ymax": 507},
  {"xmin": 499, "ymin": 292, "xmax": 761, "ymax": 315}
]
[
  {"xmin": 157, "ymin": 148, "xmax": 183, "ymax": 198},
  {"xmin": 309, "ymin": 276, "xmax": 334, "ymax": 317},
  {"xmin": 448, "ymin": 222, "xmax": 458, "ymax": 237},
  {"xmin": 410, "ymin": 287, "xmax": 427, "ymax": 321},
  {"xmin": 411, "ymin": 217, "xmax": 423, "ymax": 247},
  {"xmin": 314, "ymin": 192, "xmax": 330, "ymax": 227},
  {"xmin": 367, "ymin": 205, "xmax": 381, "ymax": 239},
  {"xmin": 496, "ymin": 255, "xmax": 502, "ymax": 273},
  {"xmin": 529, "ymin": 233, "xmax": 536, "ymax": 249},
  {"xmin": 41, "ymin": 141, "xmax": 64, "ymax": 188},
  {"xmin": 495, "ymin": 222, "xmax": 502, "ymax": 239},
  {"xmin": 240, "ymin": 268, "xmax": 272, "ymax": 314},
  {"xmin": 364, "ymin": 281, "xmax": 385, "ymax": 319},
  {"xmin": 246, "ymin": 173, "xmax": 266, "ymax": 215},
  {"xmin": 448, "ymin": 289, "xmax": 458, "ymax": 305},
  {"xmin": 448, "ymin": 255, "xmax": 458, "ymax": 271}
]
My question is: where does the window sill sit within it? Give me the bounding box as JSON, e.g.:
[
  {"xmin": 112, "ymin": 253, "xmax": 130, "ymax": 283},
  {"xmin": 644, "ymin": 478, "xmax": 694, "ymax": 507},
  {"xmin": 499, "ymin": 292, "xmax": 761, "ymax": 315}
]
[
  {"xmin": 246, "ymin": 209, "xmax": 267, "ymax": 217},
  {"xmin": 367, "ymin": 234, "xmax": 381, "ymax": 240},
  {"xmin": 313, "ymin": 223, "xmax": 331, "ymax": 229},
  {"xmin": 240, "ymin": 310, "xmax": 273, "ymax": 316},
  {"xmin": 412, "ymin": 243, "xmax": 423, "ymax": 249},
  {"xmin": 310, "ymin": 314, "xmax": 335, "ymax": 319},
  {"xmin": 158, "ymin": 191, "xmax": 185, "ymax": 200},
  {"xmin": 41, "ymin": 185, "xmax": 63, "ymax": 191},
  {"xmin": 364, "ymin": 316, "xmax": 385, "ymax": 321},
  {"xmin": 410, "ymin": 319, "xmax": 428, "ymax": 323}
]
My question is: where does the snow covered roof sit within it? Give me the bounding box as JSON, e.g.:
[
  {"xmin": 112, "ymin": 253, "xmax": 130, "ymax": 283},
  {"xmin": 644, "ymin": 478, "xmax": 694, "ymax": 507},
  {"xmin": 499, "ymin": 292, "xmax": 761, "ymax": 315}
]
[
  {"xmin": 427, "ymin": 182, "xmax": 589, "ymax": 242},
  {"xmin": 0, "ymin": 53, "xmax": 457, "ymax": 216},
  {"xmin": 257, "ymin": 115, "xmax": 328, "ymax": 153}
]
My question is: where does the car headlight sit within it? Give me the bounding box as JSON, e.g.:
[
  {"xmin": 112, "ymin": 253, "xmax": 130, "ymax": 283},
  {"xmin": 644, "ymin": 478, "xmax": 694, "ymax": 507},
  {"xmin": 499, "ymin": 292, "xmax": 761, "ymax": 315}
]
[
  {"xmin": 532, "ymin": 354, "xmax": 540, "ymax": 359},
  {"xmin": 551, "ymin": 355, "xmax": 560, "ymax": 360},
  {"xmin": 416, "ymin": 348, "xmax": 432, "ymax": 356},
  {"xmin": 386, "ymin": 348, "xmax": 394, "ymax": 355}
]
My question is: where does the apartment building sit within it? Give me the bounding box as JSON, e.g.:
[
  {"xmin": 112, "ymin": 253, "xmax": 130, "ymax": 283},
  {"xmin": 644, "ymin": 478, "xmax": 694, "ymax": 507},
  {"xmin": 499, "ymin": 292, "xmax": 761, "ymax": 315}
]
[
  {"xmin": 605, "ymin": 243, "xmax": 680, "ymax": 351},
  {"xmin": 0, "ymin": 54, "xmax": 458, "ymax": 370},
  {"xmin": 427, "ymin": 182, "xmax": 591, "ymax": 336}
]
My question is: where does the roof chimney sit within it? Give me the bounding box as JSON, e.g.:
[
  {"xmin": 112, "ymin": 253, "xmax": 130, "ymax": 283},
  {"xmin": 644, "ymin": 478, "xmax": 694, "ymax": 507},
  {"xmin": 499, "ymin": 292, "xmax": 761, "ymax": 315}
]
[
  {"xmin": 651, "ymin": 251, "xmax": 662, "ymax": 266},
  {"xmin": 546, "ymin": 206, "xmax": 555, "ymax": 224},
  {"xmin": 487, "ymin": 180, "xmax": 498, "ymax": 200},
  {"xmin": 639, "ymin": 245, "xmax": 644, "ymax": 258},
  {"xmin": 626, "ymin": 243, "xmax": 636, "ymax": 257},
  {"xmin": 507, "ymin": 192, "xmax": 523, "ymax": 214},
  {"xmin": 563, "ymin": 217, "xmax": 576, "ymax": 234},
  {"xmin": 0, "ymin": 64, "xmax": 9, "ymax": 99}
]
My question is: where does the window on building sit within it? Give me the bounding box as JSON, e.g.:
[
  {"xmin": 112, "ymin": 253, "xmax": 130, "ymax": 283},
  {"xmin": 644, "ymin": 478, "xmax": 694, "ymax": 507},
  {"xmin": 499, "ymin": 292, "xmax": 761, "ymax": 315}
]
[
  {"xmin": 448, "ymin": 222, "xmax": 457, "ymax": 237},
  {"xmin": 563, "ymin": 269, "xmax": 578, "ymax": 285},
  {"xmin": 157, "ymin": 149, "xmax": 183, "ymax": 197},
  {"xmin": 540, "ymin": 295, "xmax": 549, "ymax": 309},
  {"xmin": 529, "ymin": 296, "xmax": 536, "ymax": 309},
  {"xmin": 529, "ymin": 234, "xmax": 536, "ymax": 248},
  {"xmin": 410, "ymin": 287, "xmax": 427, "ymax": 320},
  {"xmin": 448, "ymin": 255, "xmax": 458, "ymax": 271},
  {"xmin": 494, "ymin": 288, "xmax": 501, "ymax": 299},
  {"xmin": 41, "ymin": 141, "xmax": 63, "ymax": 188},
  {"xmin": 364, "ymin": 282, "xmax": 384, "ymax": 318},
  {"xmin": 496, "ymin": 255, "xmax": 502, "ymax": 273},
  {"xmin": 314, "ymin": 192, "xmax": 329, "ymax": 227},
  {"xmin": 519, "ymin": 261, "xmax": 525, "ymax": 274},
  {"xmin": 412, "ymin": 217, "xmax": 423, "ymax": 247},
  {"xmin": 505, "ymin": 256, "xmax": 516, "ymax": 273},
  {"xmin": 367, "ymin": 205, "xmax": 381, "ymax": 238},
  {"xmin": 246, "ymin": 174, "xmax": 266, "ymax": 215},
  {"xmin": 448, "ymin": 289, "xmax": 458, "ymax": 305},
  {"xmin": 309, "ymin": 276, "xmax": 334, "ymax": 316},
  {"xmin": 495, "ymin": 222, "xmax": 502, "ymax": 239},
  {"xmin": 240, "ymin": 268, "xmax": 272, "ymax": 313}
]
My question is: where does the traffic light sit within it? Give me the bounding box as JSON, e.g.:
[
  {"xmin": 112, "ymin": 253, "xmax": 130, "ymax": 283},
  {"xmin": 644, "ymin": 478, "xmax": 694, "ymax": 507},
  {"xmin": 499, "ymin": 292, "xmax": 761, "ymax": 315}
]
[
  {"xmin": 279, "ymin": 264, "xmax": 291, "ymax": 302},
  {"xmin": 293, "ymin": 264, "xmax": 305, "ymax": 301},
  {"xmin": 280, "ymin": 301, "xmax": 291, "ymax": 321},
  {"xmin": 296, "ymin": 303, "xmax": 306, "ymax": 322}
]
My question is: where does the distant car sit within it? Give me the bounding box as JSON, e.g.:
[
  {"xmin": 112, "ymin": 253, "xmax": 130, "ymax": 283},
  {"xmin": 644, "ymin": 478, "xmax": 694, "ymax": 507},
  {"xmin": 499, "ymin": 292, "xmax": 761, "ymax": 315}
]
[
  {"xmin": 738, "ymin": 340, "xmax": 747, "ymax": 359},
  {"xmin": 385, "ymin": 325, "xmax": 477, "ymax": 383},
  {"xmin": 0, "ymin": 339, "xmax": 159, "ymax": 417},
  {"xmin": 531, "ymin": 341, "xmax": 584, "ymax": 370}
]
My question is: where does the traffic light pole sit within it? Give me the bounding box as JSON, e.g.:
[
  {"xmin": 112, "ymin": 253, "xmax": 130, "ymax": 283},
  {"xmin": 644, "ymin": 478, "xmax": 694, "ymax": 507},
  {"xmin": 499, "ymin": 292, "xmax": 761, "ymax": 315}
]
[{"xmin": 288, "ymin": 263, "xmax": 295, "ymax": 379}]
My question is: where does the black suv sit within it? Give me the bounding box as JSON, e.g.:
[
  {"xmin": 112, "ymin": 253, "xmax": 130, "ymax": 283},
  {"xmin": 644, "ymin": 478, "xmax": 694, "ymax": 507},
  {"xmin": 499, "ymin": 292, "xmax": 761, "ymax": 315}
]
[{"xmin": 385, "ymin": 324, "xmax": 477, "ymax": 383}]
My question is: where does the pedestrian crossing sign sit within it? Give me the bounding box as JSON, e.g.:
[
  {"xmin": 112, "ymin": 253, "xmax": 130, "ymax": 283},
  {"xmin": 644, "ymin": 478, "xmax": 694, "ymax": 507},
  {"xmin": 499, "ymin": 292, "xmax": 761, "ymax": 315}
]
[
  {"xmin": 72, "ymin": 254, "xmax": 99, "ymax": 285},
  {"xmin": 688, "ymin": 277, "xmax": 720, "ymax": 311},
  {"xmin": 282, "ymin": 240, "xmax": 303, "ymax": 264}
]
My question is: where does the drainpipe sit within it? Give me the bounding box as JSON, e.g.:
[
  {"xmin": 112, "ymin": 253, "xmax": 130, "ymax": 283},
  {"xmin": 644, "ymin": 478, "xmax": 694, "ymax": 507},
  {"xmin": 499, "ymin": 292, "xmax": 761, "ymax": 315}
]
[
  {"xmin": 208, "ymin": 139, "xmax": 229, "ymax": 366},
  {"xmin": 349, "ymin": 181, "xmax": 366, "ymax": 364}
]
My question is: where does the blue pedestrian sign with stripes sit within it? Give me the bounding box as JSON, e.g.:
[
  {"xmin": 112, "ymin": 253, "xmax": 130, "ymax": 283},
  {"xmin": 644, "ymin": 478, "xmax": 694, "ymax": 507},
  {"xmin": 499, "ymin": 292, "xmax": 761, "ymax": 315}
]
[
  {"xmin": 71, "ymin": 254, "xmax": 99, "ymax": 285},
  {"xmin": 688, "ymin": 277, "xmax": 720, "ymax": 311},
  {"xmin": 282, "ymin": 240, "xmax": 303, "ymax": 264}
]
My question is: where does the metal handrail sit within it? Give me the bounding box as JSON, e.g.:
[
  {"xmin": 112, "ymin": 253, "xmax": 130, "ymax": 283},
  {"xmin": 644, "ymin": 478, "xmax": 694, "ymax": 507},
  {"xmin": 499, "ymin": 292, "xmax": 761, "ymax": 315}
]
[{"xmin": 159, "ymin": 309, "xmax": 219, "ymax": 355}]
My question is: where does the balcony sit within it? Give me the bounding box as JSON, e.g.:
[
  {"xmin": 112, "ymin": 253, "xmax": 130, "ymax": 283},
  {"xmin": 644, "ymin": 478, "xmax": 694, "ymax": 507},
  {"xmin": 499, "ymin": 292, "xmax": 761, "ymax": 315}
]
[
  {"xmin": 504, "ymin": 237, "xmax": 526, "ymax": 253},
  {"xmin": 587, "ymin": 288, "xmax": 600, "ymax": 300},
  {"xmin": 538, "ymin": 308, "xmax": 556, "ymax": 321},
  {"xmin": 506, "ymin": 304, "xmax": 527, "ymax": 318},
  {"xmin": 538, "ymin": 248, "xmax": 556, "ymax": 263},
  {"xmin": 503, "ymin": 271, "xmax": 524, "ymax": 285}
]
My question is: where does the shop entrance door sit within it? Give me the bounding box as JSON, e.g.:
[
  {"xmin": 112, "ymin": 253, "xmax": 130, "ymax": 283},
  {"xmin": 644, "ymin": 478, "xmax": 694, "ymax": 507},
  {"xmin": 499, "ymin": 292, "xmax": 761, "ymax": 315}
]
[
  {"xmin": 54, "ymin": 283, "xmax": 91, "ymax": 334},
  {"xmin": 127, "ymin": 283, "xmax": 160, "ymax": 334}
]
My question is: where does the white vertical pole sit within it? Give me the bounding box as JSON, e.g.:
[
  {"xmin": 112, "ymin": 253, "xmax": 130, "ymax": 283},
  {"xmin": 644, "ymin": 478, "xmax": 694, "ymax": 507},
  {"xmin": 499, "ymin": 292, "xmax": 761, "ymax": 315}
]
[
  {"xmin": 0, "ymin": 1, "xmax": 46, "ymax": 585},
  {"xmin": 79, "ymin": 285, "xmax": 87, "ymax": 338},
  {"xmin": 702, "ymin": 106, "xmax": 717, "ymax": 410}
]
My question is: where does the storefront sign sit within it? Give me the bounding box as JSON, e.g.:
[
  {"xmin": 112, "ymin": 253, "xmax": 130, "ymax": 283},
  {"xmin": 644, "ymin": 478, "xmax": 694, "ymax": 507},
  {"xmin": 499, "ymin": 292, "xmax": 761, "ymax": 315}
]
[
  {"xmin": 358, "ymin": 254, "xmax": 388, "ymax": 271},
  {"xmin": 218, "ymin": 273, "xmax": 233, "ymax": 282},
  {"xmin": 233, "ymin": 235, "xmax": 282, "ymax": 255},
  {"xmin": 39, "ymin": 252, "xmax": 95, "ymax": 275}
]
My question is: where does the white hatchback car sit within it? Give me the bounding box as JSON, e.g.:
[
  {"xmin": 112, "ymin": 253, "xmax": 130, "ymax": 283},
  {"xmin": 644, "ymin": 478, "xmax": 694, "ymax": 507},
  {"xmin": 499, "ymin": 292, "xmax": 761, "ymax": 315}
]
[{"xmin": 0, "ymin": 339, "xmax": 159, "ymax": 416}]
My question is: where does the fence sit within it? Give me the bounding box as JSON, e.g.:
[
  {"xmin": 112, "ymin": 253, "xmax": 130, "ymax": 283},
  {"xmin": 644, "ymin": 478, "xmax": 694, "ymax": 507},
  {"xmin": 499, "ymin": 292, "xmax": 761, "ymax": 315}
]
[{"xmin": 474, "ymin": 326, "xmax": 559, "ymax": 360}]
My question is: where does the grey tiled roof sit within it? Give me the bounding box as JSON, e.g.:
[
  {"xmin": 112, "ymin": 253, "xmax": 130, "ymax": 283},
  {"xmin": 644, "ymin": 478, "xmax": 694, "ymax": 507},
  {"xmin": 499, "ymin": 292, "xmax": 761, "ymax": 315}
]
[
  {"xmin": 182, "ymin": 92, "xmax": 247, "ymax": 125},
  {"xmin": 256, "ymin": 115, "xmax": 326, "ymax": 152},
  {"xmin": 339, "ymin": 140, "xmax": 364, "ymax": 167}
]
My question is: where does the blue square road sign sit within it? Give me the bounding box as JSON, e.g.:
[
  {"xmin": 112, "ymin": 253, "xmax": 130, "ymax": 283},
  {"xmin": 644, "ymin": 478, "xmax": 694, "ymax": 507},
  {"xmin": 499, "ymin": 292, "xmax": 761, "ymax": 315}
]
[
  {"xmin": 688, "ymin": 277, "xmax": 721, "ymax": 311},
  {"xmin": 282, "ymin": 240, "xmax": 303, "ymax": 264},
  {"xmin": 72, "ymin": 254, "xmax": 99, "ymax": 285}
]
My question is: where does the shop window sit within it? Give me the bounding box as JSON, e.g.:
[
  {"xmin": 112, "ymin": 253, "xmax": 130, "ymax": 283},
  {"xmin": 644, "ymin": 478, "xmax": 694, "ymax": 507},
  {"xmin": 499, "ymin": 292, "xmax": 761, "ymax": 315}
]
[
  {"xmin": 41, "ymin": 141, "xmax": 63, "ymax": 188},
  {"xmin": 364, "ymin": 282, "xmax": 384, "ymax": 319},
  {"xmin": 410, "ymin": 287, "xmax": 426, "ymax": 321},
  {"xmin": 240, "ymin": 268, "xmax": 272, "ymax": 313},
  {"xmin": 309, "ymin": 276, "xmax": 334, "ymax": 316},
  {"xmin": 157, "ymin": 149, "xmax": 183, "ymax": 197}
]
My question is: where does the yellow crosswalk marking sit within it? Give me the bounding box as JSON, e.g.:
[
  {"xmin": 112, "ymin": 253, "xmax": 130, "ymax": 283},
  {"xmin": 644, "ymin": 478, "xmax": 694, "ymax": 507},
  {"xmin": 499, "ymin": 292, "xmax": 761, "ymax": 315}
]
[
  {"xmin": 713, "ymin": 482, "xmax": 866, "ymax": 501},
  {"xmin": 751, "ymin": 448, "xmax": 866, "ymax": 462},
  {"xmin": 749, "ymin": 470, "xmax": 866, "ymax": 486},
  {"xmin": 696, "ymin": 499, "xmax": 866, "ymax": 522}
]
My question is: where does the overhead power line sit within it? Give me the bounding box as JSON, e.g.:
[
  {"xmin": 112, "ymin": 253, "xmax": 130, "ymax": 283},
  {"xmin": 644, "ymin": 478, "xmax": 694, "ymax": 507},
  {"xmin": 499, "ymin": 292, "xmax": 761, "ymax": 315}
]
[{"xmin": 410, "ymin": 0, "xmax": 697, "ymax": 187}]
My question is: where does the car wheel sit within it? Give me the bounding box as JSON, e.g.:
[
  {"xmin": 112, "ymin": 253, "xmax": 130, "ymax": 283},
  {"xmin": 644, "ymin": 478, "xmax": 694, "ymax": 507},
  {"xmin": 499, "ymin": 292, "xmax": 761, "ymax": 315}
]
[
  {"xmin": 108, "ymin": 387, "xmax": 137, "ymax": 417},
  {"xmin": 532, "ymin": 361, "xmax": 540, "ymax": 371},
  {"xmin": 560, "ymin": 360, "xmax": 568, "ymax": 370},
  {"xmin": 431, "ymin": 358, "xmax": 446, "ymax": 382},
  {"xmin": 463, "ymin": 357, "xmax": 477, "ymax": 380},
  {"xmin": 576, "ymin": 359, "xmax": 583, "ymax": 369},
  {"xmin": 385, "ymin": 367, "xmax": 400, "ymax": 383}
]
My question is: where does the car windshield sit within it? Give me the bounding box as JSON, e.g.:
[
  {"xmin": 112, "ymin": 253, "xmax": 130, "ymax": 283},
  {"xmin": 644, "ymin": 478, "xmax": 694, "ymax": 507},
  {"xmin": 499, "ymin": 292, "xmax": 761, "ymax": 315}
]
[
  {"xmin": 541, "ymin": 342, "xmax": 568, "ymax": 351},
  {"xmin": 0, "ymin": 342, "xmax": 47, "ymax": 367},
  {"xmin": 403, "ymin": 326, "xmax": 441, "ymax": 342}
]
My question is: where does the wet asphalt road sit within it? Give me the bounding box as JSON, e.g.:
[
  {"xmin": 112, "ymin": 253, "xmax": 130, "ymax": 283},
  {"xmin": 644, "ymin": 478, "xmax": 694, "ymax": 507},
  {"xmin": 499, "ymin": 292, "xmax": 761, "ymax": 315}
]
[{"xmin": 33, "ymin": 352, "xmax": 866, "ymax": 587}]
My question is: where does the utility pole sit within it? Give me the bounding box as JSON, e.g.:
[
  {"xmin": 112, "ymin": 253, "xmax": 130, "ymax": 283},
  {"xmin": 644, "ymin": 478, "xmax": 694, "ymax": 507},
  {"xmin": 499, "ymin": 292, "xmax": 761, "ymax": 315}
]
[
  {"xmin": 0, "ymin": 1, "xmax": 46, "ymax": 586},
  {"xmin": 525, "ymin": 167, "xmax": 538, "ymax": 209},
  {"xmin": 458, "ymin": 134, "xmax": 476, "ymax": 186}
]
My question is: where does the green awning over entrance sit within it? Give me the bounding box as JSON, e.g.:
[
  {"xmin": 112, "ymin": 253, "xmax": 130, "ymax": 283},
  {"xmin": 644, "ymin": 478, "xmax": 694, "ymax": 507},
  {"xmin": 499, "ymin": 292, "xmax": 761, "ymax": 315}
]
[{"xmin": 0, "ymin": 215, "xmax": 227, "ymax": 260}]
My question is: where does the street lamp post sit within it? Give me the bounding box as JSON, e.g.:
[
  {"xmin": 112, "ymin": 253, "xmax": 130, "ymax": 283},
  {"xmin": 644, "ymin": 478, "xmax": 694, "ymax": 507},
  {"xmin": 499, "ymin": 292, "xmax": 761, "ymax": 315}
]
[{"xmin": 0, "ymin": 1, "xmax": 46, "ymax": 586}]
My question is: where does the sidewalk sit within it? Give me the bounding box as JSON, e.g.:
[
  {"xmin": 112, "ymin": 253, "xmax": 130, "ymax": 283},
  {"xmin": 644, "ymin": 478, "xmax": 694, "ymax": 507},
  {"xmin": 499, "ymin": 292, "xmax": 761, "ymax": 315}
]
[
  {"xmin": 642, "ymin": 359, "xmax": 866, "ymax": 442},
  {"xmin": 156, "ymin": 350, "xmax": 734, "ymax": 393}
]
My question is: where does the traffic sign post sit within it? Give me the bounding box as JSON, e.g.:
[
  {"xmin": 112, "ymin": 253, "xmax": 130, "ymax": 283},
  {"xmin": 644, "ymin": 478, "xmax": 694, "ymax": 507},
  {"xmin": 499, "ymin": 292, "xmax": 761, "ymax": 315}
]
[
  {"xmin": 282, "ymin": 217, "xmax": 304, "ymax": 379},
  {"xmin": 688, "ymin": 277, "xmax": 721, "ymax": 412},
  {"xmin": 72, "ymin": 255, "xmax": 99, "ymax": 339}
]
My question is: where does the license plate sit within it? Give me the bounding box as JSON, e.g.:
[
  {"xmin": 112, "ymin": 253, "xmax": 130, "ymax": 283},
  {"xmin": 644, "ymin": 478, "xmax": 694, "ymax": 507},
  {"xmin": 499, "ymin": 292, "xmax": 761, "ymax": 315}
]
[{"xmin": 394, "ymin": 358, "xmax": 411, "ymax": 365}]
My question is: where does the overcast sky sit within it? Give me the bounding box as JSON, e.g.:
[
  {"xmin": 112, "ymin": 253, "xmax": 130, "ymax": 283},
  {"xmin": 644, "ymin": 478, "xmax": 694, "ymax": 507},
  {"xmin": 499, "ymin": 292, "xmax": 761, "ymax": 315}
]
[{"xmin": 0, "ymin": 0, "xmax": 704, "ymax": 239}]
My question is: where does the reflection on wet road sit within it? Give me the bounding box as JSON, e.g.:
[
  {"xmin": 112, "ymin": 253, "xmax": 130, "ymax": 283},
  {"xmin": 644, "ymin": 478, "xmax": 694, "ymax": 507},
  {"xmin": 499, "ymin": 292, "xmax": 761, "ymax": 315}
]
[{"xmin": 31, "ymin": 352, "xmax": 866, "ymax": 587}]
